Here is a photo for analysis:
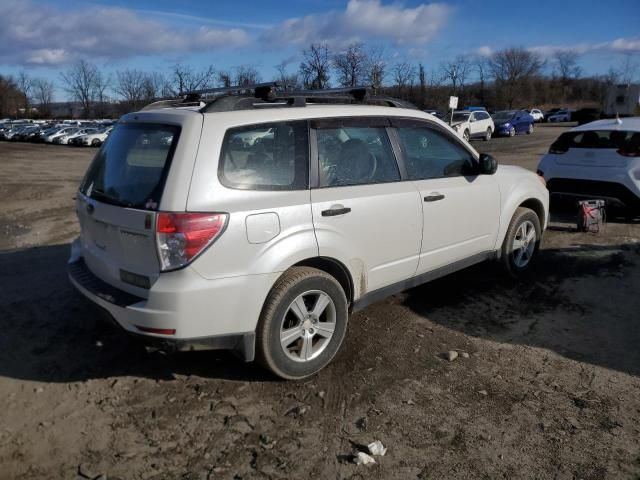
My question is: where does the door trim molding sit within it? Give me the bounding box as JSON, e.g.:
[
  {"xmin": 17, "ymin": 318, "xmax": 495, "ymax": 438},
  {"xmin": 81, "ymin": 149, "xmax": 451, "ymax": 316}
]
[{"xmin": 351, "ymin": 250, "xmax": 496, "ymax": 312}]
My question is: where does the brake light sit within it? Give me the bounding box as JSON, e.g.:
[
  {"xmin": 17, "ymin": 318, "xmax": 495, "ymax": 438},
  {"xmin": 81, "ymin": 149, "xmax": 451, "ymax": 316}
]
[
  {"xmin": 156, "ymin": 212, "xmax": 228, "ymax": 271},
  {"xmin": 617, "ymin": 148, "xmax": 640, "ymax": 157}
]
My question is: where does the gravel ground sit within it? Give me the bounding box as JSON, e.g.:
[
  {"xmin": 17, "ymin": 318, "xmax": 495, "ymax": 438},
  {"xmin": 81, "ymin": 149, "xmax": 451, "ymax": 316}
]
[{"xmin": 1, "ymin": 124, "xmax": 639, "ymax": 480}]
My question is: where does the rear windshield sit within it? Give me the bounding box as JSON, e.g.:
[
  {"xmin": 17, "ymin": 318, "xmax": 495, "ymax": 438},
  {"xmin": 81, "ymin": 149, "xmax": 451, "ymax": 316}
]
[
  {"xmin": 551, "ymin": 130, "xmax": 637, "ymax": 150},
  {"xmin": 81, "ymin": 123, "xmax": 180, "ymax": 210}
]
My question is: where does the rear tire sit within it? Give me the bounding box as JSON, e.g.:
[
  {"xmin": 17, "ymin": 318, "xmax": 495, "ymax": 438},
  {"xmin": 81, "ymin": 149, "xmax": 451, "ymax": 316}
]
[
  {"xmin": 527, "ymin": 123, "xmax": 534, "ymax": 135},
  {"xmin": 500, "ymin": 207, "xmax": 541, "ymax": 277},
  {"xmin": 484, "ymin": 128, "xmax": 492, "ymax": 141},
  {"xmin": 256, "ymin": 267, "xmax": 349, "ymax": 380}
]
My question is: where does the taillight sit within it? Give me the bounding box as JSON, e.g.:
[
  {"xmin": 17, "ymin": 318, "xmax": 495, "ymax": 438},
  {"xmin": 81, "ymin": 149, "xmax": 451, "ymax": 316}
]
[
  {"xmin": 156, "ymin": 212, "xmax": 228, "ymax": 271},
  {"xmin": 617, "ymin": 148, "xmax": 640, "ymax": 157}
]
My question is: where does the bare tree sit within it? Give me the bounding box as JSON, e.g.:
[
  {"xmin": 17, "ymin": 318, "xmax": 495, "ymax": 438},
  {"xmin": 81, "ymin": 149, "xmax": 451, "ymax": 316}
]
[
  {"xmin": 114, "ymin": 69, "xmax": 147, "ymax": 108},
  {"xmin": 488, "ymin": 48, "xmax": 544, "ymax": 108},
  {"xmin": 618, "ymin": 53, "xmax": 639, "ymax": 85},
  {"xmin": 16, "ymin": 71, "xmax": 33, "ymax": 115},
  {"xmin": 0, "ymin": 75, "xmax": 24, "ymax": 117},
  {"xmin": 60, "ymin": 60, "xmax": 102, "ymax": 113},
  {"xmin": 234, "ymin": 66, "xmax": 261, "ymax": 87},
  {"xmin": 300, "ymin": 43, "xmax": 331, "ymax": 89},
  {"xmin": 366, "ymin": 46, "xmax": 386, "ymax": 89},
  {"xmin": 32, "ymin": 78, "xmax": 55, "ymax": 115},
  {"xmin": 474, "ymin": 56, "xmax": 489, "ymax": 104},
  {"xmin": 167, "ymin": 63, "xmax": 216, "ymax": 95},
  {"xmin": 553, "ymin": 50, "xmax": 581, "ymax": 84},
  {"xmin": 141, "ymin": 72, "xmax": 168, "ymax": 101},
  {"xmin": 275, "ymin": 61, "xmax": 301, "ymax": 91},
  {"xmin": 440, "ymin": 55, "xmax": 471, "ymax": 94},
  {"xmin": 393, "ymin": 61, "xmax": 416, "ymax": 94},
  {"xmin": 217, "ymin": 70, "xmax": 233, "ymax": 88},
  {"xmin": 332, "ymin": 43, "xmax": 368, "ymax": 87}
]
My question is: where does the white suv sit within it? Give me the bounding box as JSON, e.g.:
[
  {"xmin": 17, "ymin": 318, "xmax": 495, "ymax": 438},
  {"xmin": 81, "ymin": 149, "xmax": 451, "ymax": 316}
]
[
  {"xmin": 445, "ymin": 110, "xmax": 495, "ymax": 142},
  {"xmin": 538, "ymin": 117, "xmax": 640, "ymax": 212},
  {"xmin": 68, "ymin": 86, "xmax": 548, "ymax": 379}
]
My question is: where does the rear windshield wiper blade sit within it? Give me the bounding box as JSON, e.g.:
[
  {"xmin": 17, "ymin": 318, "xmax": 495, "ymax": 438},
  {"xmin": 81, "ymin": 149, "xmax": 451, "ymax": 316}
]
[{"xmin": 91, "ymin": 189, "xmax": 134, "ymax": 208}]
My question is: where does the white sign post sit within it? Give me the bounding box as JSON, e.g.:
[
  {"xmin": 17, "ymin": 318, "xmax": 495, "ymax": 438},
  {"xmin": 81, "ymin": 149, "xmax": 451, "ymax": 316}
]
[{"xmin": 448, "ymin": 96, "xmax": 458, "ymax": 126}]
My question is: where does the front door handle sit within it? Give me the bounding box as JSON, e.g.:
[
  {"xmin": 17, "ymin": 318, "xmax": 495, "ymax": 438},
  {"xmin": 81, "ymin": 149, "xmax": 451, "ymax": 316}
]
[
  {"xmin": 424, "ymin": 193, "xmax": 445, "ymax": 202},
  {"xmin": 321, "ymin": 206, "xmax": 351, "ymax": 217}
]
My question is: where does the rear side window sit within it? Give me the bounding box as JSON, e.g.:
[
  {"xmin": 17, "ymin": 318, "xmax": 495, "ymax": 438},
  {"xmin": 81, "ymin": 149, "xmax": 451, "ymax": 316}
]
[
  {"xmin": 316, "ymin": 126, "xmax": 400, "ymax": 187},
  {"xmin": 551, "ymin": 130, "xmax": 636, "ymax": 151},
  {"xmin": 81, "ymin": 123, "xmax": 179, "ymax": 210},
  {"xmin": 219, "ymin": 121, "xmax": 309, "ymax": 190},
  {"xmin": 396, "ymin": 126, "xmax": 475, "ymax": 179}
]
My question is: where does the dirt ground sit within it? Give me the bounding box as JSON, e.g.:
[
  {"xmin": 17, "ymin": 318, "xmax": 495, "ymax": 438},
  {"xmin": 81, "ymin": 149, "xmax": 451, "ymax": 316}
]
[{"xmin": 1, "ymin": 124, "xmax": 639, "ymax": 480}]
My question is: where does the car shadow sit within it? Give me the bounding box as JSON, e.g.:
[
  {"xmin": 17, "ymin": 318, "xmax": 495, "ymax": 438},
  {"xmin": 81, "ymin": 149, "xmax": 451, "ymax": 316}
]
[
  {"xmin": 402, "ymin": 240, "xmax": 640, "ymax": 377},
  {"xmin": 0, "ymin": 244, "xmax": 275, "ymax": 383}
]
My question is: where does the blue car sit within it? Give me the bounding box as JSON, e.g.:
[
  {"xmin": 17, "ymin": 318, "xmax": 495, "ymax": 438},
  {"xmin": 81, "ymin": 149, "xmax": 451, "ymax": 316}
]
[{"xmin": 492, "ymin": 110, "xmax": 535, "ymax": 137}]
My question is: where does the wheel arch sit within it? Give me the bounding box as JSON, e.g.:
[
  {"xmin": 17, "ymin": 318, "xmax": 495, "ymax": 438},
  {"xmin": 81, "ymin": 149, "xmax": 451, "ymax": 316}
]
[
  {"xmin": 519, "ymin": 197, "xmax": 546, "ymax": 229},
  {"xmin": 292, "ymin": 256, "xmax": 354, "ymax": 306}
]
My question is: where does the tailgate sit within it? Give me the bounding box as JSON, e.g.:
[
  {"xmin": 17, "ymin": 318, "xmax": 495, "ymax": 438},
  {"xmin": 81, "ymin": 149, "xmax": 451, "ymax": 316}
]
[{"xmin": 76, "ymin": 122, "xmax": 184, "ymax": 295}]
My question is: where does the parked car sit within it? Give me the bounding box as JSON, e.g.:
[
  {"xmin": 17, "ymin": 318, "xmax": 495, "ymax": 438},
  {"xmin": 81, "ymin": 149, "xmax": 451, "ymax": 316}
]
[
  {"xmin": 55, "ymin": 128, "xmax": 97, "ymax": 145},
  {"xmin": 76, "ymin": 127, "xmax": 113, "ymax": 147},
  {"xmin": 492, "ymin": 110, "xmax": 535, "ymax": 136},
  {"xmin": 68, "ymin": 89, "xmax": 549, "ymax": 379},
  {"xmin": 547, "ymin": 109, "xmax": 574, "ymax": 122},
  {"xmin": 525, "ymin": 109, "xmax": 545, "ymax": 122},
  {"xmin": 45, "ymin": 127, "xmax": 78, "ymax": 143},
  {"xmin": 573, "ymin": 108, "xmax": 601, "ymax": 126},
  {"xmin": 444, "ymin": 110, "xmax": 495, "ymax": 141},
  {"xmin": 538, "ymin": 117, "xmax": 640, "ymax": 212},
  {"xmin": 544, "ymin": 108, "xmax": 563, "ymax": 118}
]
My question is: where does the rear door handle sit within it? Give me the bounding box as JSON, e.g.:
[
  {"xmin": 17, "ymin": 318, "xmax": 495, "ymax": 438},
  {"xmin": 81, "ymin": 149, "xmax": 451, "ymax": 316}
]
[
  {"xmin": 321, "ymin": 206, "xmax": 351, "ymax": 216},
  {"xmin": 424, "ymin": 193, "xmax": 445, "ymax": 202}
]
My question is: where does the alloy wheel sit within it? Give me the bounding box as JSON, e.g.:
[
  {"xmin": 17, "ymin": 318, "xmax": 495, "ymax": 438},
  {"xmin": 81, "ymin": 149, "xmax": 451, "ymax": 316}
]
[
  {"xmin": 512, "ymin": 220, "xmax": 536, "ymax": 268},
  {"xmin": 279, "ymin": 290, "xmax": 337, "ymax": 362}
]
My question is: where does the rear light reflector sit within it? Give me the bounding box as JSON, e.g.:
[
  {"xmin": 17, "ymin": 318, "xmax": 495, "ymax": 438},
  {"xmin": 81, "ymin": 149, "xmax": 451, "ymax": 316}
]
[
  {"xmin": 156, "ymin": 212, "xmax": 228, "ymax": 271},
  {"xmin": 135, "ymin": 326, "xmax": 176, "ymax": 335}
]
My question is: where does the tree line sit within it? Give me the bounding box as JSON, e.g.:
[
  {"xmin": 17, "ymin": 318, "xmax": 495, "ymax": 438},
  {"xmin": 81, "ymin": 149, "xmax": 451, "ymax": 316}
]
[{"xmin": 1, "ymin": 44, "xmax": 638, "ymax": 118}]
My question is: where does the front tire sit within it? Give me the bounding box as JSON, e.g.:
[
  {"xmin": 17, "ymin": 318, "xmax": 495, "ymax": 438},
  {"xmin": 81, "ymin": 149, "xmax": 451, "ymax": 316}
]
[
  {"xmin": 509, "ymin": 126, "xmax": 516, "ymax": 137},
  {"xmin": 463, "ymin": 129, "xmax": 470, "ymax": 142},
  {"xmin": 500, "ymin": 207, "xmax": 541, "ymax": 277},
  {"xmin": 256, "ymin": 267, "xmax": 349, "ymax": 380}
]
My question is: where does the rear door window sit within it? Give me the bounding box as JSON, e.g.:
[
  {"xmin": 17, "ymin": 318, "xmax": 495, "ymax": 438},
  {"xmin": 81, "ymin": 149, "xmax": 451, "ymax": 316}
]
[
  {"xmin": 315, "ymin": 124, "xmax": 400, "ymax": 187},
  {"xmin": 219, "ymin": 121, "xmax": 309, "ymax": 190},
  {"xmin": 81, "ymin": 123, "xmax": 180, "ymax": 210}
]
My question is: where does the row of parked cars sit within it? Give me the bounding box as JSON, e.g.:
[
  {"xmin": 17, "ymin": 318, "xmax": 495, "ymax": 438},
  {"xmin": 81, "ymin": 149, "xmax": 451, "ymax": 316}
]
[
  {"xmin": 440, "ymin": 109, "xmax": 536, "ymax": 142},
  {"xmin": 0, "ymin": 121, "xmax": 114, "ymax": 147}
]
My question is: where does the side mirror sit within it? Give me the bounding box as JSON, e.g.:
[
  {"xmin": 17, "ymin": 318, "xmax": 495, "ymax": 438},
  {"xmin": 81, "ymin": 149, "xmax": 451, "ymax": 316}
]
[{"xmin": 478, "ymin": 153, "xmax": 498, "ymax": 175}]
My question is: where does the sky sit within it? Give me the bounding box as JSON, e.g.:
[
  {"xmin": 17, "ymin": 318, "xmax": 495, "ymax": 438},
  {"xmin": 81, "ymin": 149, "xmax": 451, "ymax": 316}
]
[{"xmin": 1, "ymin": 0, "xmax": 639, "ymax": 100}]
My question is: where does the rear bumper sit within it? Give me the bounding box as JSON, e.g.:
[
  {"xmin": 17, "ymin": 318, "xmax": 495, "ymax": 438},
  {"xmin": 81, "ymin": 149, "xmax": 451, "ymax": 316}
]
[
  {"xmin": 546, "ymin": 178, "xmax": 640, "ymax": 209},
  {"xmin": 66, "ymin": 244, "xmax": 273, "ymax": 361}
]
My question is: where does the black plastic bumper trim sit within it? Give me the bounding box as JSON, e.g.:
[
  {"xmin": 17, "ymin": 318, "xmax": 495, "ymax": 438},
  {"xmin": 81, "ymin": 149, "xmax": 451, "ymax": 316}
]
[{"xmin": 68, "ymin": 258, "xmax": 145, "ymax": 307}]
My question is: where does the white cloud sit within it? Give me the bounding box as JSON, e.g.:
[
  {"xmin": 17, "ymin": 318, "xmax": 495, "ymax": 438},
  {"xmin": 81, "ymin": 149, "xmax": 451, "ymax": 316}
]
[
  {"xmin": 0, "ymin": 0, "xmax": 250, "ymax": 66},
  {"xmin": 475, "ymin": 46, "xmax": 493, "ymax": 58},
  {"xmin": 262, "ymin": 0, "xmax": 451, "ymax": 47},
  {"xmin": 527, "ymin": 37, "xmax": 640, "ymax": 57}
]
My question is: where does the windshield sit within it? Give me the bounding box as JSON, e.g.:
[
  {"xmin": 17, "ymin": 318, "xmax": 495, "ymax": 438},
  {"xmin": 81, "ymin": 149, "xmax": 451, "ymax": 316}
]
[
  {"xmin": 444, "ymin": 112, "xmax": 470, "ymax": 123},
  {"xmin": 492, "ymin": 111, "xmax": 516, "ymax": 121},
  {"xmin": 81, "ymin": 123, "xmax": 180, "ymax": 210}
]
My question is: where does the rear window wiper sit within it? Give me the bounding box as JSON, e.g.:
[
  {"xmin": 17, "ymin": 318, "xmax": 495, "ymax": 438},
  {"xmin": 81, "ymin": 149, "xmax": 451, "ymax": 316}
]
[{"xmin": 91, "ymin": 189, "xmax": 134, "ymax": 208}]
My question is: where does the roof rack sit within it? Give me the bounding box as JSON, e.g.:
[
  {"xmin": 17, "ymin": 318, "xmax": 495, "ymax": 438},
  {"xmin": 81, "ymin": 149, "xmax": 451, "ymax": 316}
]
[{"xmin": 140, "ymin": 83, "xmax": 417, "ymax": 113}]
